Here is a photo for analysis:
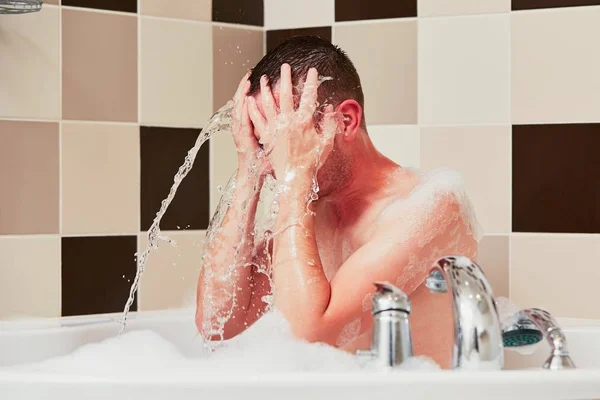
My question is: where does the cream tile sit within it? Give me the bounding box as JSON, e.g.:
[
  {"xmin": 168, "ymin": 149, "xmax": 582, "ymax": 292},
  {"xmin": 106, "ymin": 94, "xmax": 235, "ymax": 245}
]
[
  {"xmin": 368, "ymin": 125, "xmax": 420, "ymax": 168},
  {"xmin": 419, "ymin": 14, "xmax": 510, "ymax": 125},
  {"xmin": 0, "ymin": 236, "xmax": 60, "ymax": 319},
  {"xmin": 213, "ymin": 25, "xmax": 264, "ymax": 112},
  {"xmin": 512, "ymin": 7, "xmax": 600, "ymax": 124},
  {"xmin": 419, "ymin": 0, "xmax": 509, "ymax": 17},
  {"xmin": 138, "ymin": 231, "xmax": 205, "ymax": 311},
  {"xmin": 0, "ymin": 7, "xmax": 60, "ymax": 120},
  {"xmin": 265, "ymin": 0, "xmax": 334, "ymax": 30},
  {"xmin": 420, "ymin": 126, "xmax": 511, "ymax": 234},
  {"xmin": 61, "ymin": 123, "xmax": 139, "ymax": 235},
  {"xmin": 334, "ymin": 21, "xmax": 417, "ymax": 125},
  {"xmin": 140, "ymin": 0, "xmax": 211, "ymax": 21},
  {"xmin": 210, "ymin": 132, "xmax": 238, "ymax": 216},
  {"xmin": 62, "ymin": 9, "xmax": 137, "ymax": 122},
  {"xmin": 510, "ymin": 234, "xmax": 600, "ymax": 319},
  {"xmin": 0, "ymin": 121, "xmax": 59, "ymax": 235},
  {"xmin": 140, "ymin": 17, "xmax": 212, "ymax": 128},
  {"xmin": 477, "ymin": 235, "xmax": 509, "ymax": 298}
]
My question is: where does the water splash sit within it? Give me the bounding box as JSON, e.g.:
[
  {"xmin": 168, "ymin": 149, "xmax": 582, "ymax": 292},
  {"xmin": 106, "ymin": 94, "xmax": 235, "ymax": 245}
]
[{"xmin": 120, "ymin": 101, "xmax": 235, "ymax": 333}]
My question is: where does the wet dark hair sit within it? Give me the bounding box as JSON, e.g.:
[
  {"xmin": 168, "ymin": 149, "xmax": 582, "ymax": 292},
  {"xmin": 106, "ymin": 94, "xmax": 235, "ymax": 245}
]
[{"xmin": 248, "ymin": 35, "xmax": 365, "ymax": 125}]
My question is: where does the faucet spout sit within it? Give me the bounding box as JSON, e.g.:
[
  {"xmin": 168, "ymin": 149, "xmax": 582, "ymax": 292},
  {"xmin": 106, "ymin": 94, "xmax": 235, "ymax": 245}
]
[{"xmin": 425, "ymin": 256, "xmax": 504, "ymax": 370}]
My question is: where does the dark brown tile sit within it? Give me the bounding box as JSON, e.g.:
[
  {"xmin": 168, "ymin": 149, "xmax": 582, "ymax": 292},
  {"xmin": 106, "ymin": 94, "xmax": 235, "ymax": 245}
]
[
  {"xmin": 512, "ymin": 0, "xmax": 600, "ymax": 10},
  {"xmin": 512, "ymin": 124, "xmax": 600, "ymax": 233},
  {"xmin": 62, "ymin": 236, "xmax": 137, "ymax": 316},
  {"xmin": 266, "ymin": 27, "xmax": 331, "ymax": 53},
  {"xmin": 335, "ymin": 0, "xmax": 416, "ymax": 21},
  {"xmin": 212, "ymin": 0, "xmax": 263, "ymax": 26},
  {"xmin": 62, "ymin": 0, "xmax": 137, "ymax": 13},
  {"xmin": 140, "ymin": 127, "xmax": 210, "ymax": 231}
]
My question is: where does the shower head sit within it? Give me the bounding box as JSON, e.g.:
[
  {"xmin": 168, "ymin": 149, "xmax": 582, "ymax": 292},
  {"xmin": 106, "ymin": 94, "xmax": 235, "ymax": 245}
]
[{"xmin": 0, "ymin": 0, "xmax": 42, "ymax": 14}]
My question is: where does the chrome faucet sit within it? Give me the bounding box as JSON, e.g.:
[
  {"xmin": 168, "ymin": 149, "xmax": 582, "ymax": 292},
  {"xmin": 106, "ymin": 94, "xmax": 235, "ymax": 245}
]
[
  {"xmin": 502, "ymin": 308, "xmax": 576, "ymax": 370},
  {"xmin": 424, "ymin": 256, "xmax": 504, "ymax": 370},
  {"xmin": 356, "ymin": 282, "xmax": 413, "ymax": 367}
]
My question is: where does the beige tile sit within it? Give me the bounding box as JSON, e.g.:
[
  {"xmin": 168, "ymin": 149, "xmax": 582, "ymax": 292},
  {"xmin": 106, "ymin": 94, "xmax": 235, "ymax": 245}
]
[
  {"xmin": 140, "ymin": 0, "xmax": 211, "ymax": 21},
  {"xmin": 334, "ymin": 21, "xmax": 417, "ymax": 125},
  {"xmin": 477, "ymin": 235, "xmax": 509, "ymax": 298},
  {"xmin": 368, "ymin": 125, "xmax": 420, "ymax": 168},
  {"xmin": 420, "ymin": 126, "xmax": 511, "ymax": 234},
  {"xmin": 0, "ymin": 236, "xmax": 60, "ymax": 319},
  {"xmin": 138, "ymin": 231, "xmax": 206, "ymax": 311},
  {"xmin": 512, "ymin": 7, "xmax": 600, "ymax": 124},
  {"xmin": 210, "ymin": 131, "xmax": 238, "ymax": 216},
  {"xmin": 419, "ymin": 0, "xmax": 509, "ymax": 17},
  {"xmin": 45, "ymin": 0, "xmax": 59, "ymax": 4},
  {"xmin": 510, "ymin": 234, "xmax": 600, "ymax": 319},
  {"xmin": 419, "ymin": 14, "xmax": 510, "ymax": 125},
  {"xmin": 62, "ymin": 9, "xmax": 137, "ymax": 122},
  {"xmin": 0, "ymin": 7, "xmax": 60, "ymax": 120},
  {"xmin": 61, "ymin": 123, "xmax": 139, "ymax": 235},
  {"xmin": 265, "ymin": 0, "xmax": 334, "ymax": 30},
  {"xmin": 0, "ymin": 121, "xmax": 59, "ymax": 235},
  {"xmin": 213, "ymin": 25, "xmax": 264, "ymax": 112},
  {"xmin": 141, "ymin": 17, "xmax": 212, "ymax": 128}
]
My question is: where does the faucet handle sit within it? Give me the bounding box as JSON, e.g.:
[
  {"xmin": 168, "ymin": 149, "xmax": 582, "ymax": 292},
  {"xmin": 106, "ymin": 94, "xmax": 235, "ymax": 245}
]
[{"xmin": 372, "ymin": 281, "xmax": 411, "ymax": 315}]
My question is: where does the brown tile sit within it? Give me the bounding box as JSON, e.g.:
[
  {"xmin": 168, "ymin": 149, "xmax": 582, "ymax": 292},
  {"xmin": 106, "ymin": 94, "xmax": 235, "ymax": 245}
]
[
  {"xmin": 512, "ymin": 124, "xmax": 600, "ymax": 234},
  {"xmin": 0, "ymin": 236, "xmax": 61, "ymax": 319},
  {"xmin": 334, "ymin": 21, "xmax": 417, "ymax": 124},
  {"xmin": 62, "ymin": 0, "xmax": 136, "ymax": 13},
  {"xmin": 140, "ymin": 127, "xmax": 210, "ymax": 231},
  {"xmin": 212, "ymin": 0, "xmax": 263, "ymax": 26},
  {"xmin": 512, "ymin": 0, "xmax": 600, "ymax": 10},
  {"xmin": 511, "ymin": 234, "xmax": 600, "ymax": 319},
  {"xmin": 0, "ymin": 6, "xmax": 60, "ymax": 120},
  {"xmin": 266, "ymin": 26, "xmax": 331, "ymax": 53},
  {"xmin": 213, "ymin": 26, "xmax": 264, "ymax": 111},
  {"xmin": 62, "ymin": 9, "xmax": 137, "ymax": 122},
  {"xmin": 61, "ymin": 236, "xmax": 137, "ymax": 316},
  {"xmin": 140, "ymin": 0, "xmax": 211, "ymax": 21},
  {"xmin": 140, "ymin": 17, "xmax": 212, "ymax": 128},
  {"xmin": 138, "ymin": 231, "xmax": 205, "ymax": 311},
  {"xmin": 0, "ymin": 121, "xmax": 59, "ymax": 235},
  {"xmin": 476, "ymin": 236, "xmax": 509, "ymax": 298},
  {"xmin": 335, "ymin": 0, "xmax": 417, "ymax": 21},
  {"xmin": 61, "ymin": 123, "xmax": 139, "ymax": 235}
]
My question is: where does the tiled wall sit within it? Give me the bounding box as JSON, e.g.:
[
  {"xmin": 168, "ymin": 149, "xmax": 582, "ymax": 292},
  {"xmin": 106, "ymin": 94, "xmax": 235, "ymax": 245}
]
[
  {"xmin": 0, "ymin": 0, "xmax": 262, "ymax": 319},
  {"xmin": 1, "ymin": 0, "xmax": 599, "ymax": 321}
]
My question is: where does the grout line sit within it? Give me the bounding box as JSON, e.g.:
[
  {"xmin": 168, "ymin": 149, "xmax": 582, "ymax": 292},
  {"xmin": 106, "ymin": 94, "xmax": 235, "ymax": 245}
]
[
  {"xmin": 61, "ymin": 120, "xmax": 139, "ymax": 126},
  {"xmin": 510, "ymin": 232, "xmax": 600, "ymax": 238},
  {"xmin": 508, "ymin": 13, "xmax": 513, "ymax": 236},
  {"xmin": 0, "ymin": 117, "xmax": 59, "ymax": 123},
  {"xmin": 511, "ymin": 4, "xmax": 600, "ymax": 15},
  {"xmin": 482, "ymin": 233, "xmax": 511, "ymax": 237},
  {"xmin": 0, "ymin": 234, "xmax": 61, "ymax": 240},
  {"xmin": 58, "ymin": 4, "xmax": 63, "ymax": 237},
  {"xmin": 61, "ymin": 232, "xmax": 143, "ymax": 238},
  {"xmin": 334, "ymin": 17, "xmax": 417, "ymax": 27},
  {"xmin": 137, "ymin": 0, "xmax": 142, "ymax": 239},
  {"xmin": 508, "ymin": 233, "xmax": 512, "ymax": 300},
  {"xmin": 61, "ymin": 5, "xmax": 137, "ymax": 18},
  {"xmin": 212, "ymin": 21, "xmax": 264, "ymax": 31},
  {"xmin": 418, "ymin": 10, "xmax": 510, "ymax": 20}
]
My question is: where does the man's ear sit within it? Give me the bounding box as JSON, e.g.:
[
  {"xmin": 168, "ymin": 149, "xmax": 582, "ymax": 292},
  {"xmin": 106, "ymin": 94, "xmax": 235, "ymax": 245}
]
[{"xmin": 336, "ymin": 100, "xmax": 363, "ymax": 141}]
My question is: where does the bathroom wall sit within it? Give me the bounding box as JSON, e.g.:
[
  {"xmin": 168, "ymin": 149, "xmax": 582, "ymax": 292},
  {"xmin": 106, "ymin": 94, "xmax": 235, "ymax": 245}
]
[
  {"xmin": 0, "ymin": 0, "xmax": 263, "ymax": 318},
  {"xmin": 1, "ymin": 0, "xmax": 599, "ymax": 321}
]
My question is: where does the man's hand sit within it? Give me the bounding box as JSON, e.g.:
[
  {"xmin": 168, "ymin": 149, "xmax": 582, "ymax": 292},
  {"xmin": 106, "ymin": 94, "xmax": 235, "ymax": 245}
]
[
  {"xmin": 247, "ymin": 64, "xmax": 337, "ymax": 182},
  {"xmin": 232, "ymin": 73, "xmax": 271, "ymax": 176}
]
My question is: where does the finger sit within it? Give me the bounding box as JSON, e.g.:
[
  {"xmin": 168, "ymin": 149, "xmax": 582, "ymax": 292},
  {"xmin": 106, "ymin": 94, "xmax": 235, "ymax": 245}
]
[
  {"xmin": 279, "ymin": 63, "xmax": 294, "ymax": 114},
  {"xmin": 260, "ymin": 75, "xmax": 278, "ymax": 121},
  {"xmin": 247, "ymin": 96, "xmax": 267, "ymax": 137},
  {"xmin": 234, "ymin": 71, "xmax": 251, "ymax": 103},
  {"xmin": 299, "ymin": 68, "xmax": 319, "ymax": 116}
]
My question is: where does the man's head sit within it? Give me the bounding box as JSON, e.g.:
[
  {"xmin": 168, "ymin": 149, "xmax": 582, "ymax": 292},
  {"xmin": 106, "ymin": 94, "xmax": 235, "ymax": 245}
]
[{"xmin": 248, "ymin": 36, "xmax": 367, "ymax": 196}]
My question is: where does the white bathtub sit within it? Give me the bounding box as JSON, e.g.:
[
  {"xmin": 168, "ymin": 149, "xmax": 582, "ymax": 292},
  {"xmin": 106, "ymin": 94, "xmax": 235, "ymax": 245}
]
[{"xmin": 1, "ymin": 309, "xmax": 600, "ymax": 400}]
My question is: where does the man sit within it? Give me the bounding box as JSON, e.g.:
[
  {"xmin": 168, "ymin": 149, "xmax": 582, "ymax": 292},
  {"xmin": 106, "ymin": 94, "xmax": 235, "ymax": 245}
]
[{"xmin": 196, "ymin": 36, "xmax": 477, "ymax": 367}]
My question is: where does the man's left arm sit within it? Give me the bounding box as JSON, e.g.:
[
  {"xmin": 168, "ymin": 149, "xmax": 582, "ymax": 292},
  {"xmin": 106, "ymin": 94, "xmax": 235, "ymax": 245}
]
[{"xmin": 272, "ymin": 182, "xmax": 477, "ymax": 345}]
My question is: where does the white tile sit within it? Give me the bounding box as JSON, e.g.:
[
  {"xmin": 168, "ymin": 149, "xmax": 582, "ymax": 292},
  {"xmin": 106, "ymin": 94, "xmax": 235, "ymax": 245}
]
[
  {"xmin": 209, "ymin": 132, "xmax": 238, "ymax": 216},
  {"xmin": 265, "ymin": 0, "xmax": 334, "ymax": 30},
  {"xmin": 419, "ymin": 0, "xmax": 509, "ymax": 17},
  {"xmin": 0, "ymin": 236, "xmax": 61, "ymax": 319},
  {"xmin": 368, "ymin": 125, "xmax": 420, "ymax": 168},
  {"xmin": 419, "ymin": 14, "xmax": 510, "ymax": 125},
  {"xmin": 512, "ymin": 7, "xmax": 600, "ymax": 124}
]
